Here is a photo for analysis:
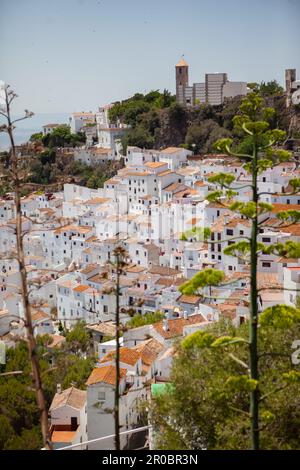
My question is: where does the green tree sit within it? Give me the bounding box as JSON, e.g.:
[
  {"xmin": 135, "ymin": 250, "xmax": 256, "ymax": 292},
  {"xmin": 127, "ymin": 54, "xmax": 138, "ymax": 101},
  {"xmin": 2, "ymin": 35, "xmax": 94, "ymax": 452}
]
[
  {"xmin": 259, "ymin": 80, "xmax": 284, "ymax": 96},
  {"xmin": 0, "ymin": 416, "xmax": 15, "ymax": 449},
  {"xmin": 150, "ymin": 318, "xmax": 300, "ymax": 450},
  {"xmin": 126, "ymin": 311, "xmax": 164, "ymax": 329},
  {"xmin": 65, "ymin": 320, "xmax": 91, "ymax": 352},
  {"xmin": 155, "ymin": 89, "xmax": 175, "ymax": 108},
  {"xmin": 30, "ymin": 132, "xmax": 43, "ymax": 142},
  {"xmin": 185, "ymin": 120, "xmax": 229, "ymax": 153},
  {"xmin": 42, "ymin": 125, "xmax": 85, "ymax": 148},
  {"xmin": 40, "ymin": 148, "xmax": 56, "ymax": 165},
  {"xmin": 4, "ymin": 426, "xmax": 43, "ymax": 450},
  {"xmin": 123, "ymin": 126, "xmax": 155, "ymax": 150},
  {"xmin": 0, "ymin": 338, "xmax": 94, "ymax": 449}
]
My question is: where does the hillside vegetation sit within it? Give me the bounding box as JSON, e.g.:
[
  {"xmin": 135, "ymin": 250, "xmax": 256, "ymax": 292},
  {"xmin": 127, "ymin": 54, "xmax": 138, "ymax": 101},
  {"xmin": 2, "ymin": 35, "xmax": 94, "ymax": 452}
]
[{"xmin": 108, "ymin": 81, "xmax": 296, "ymax": 154}]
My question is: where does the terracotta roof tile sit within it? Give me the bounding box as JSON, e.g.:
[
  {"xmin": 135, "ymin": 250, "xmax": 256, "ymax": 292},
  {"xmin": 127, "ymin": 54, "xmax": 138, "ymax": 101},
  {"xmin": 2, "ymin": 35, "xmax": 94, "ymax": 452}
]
[
  {"xmin": 86, "ymin": 365, "xmax": 126, "ymax": 386},
  {"xmin": 133, "ymin": 339, "xmax": 164, "ymax": 366},
  {"xmin": 271, "ymin": 203, "xmax": 300, "ymax": 213},
  {"xmin": 100, "ymin": 347, "xmax": 140, "ymax": 366},
  {"xmin": 152, "ymin": 314, "xmax": 206, "ymax": 339},
  {"xmin": 50, "ymin": 386, "xmax": 86, "ymax": 411},
  {"xmin": 144, "ymin": 162, "xmax": 166, "ymax": 168},
  {"xmin": 51, "ymin": 430, "xmax": 77, "ymax": 443},
  {"xmin": 149, "ymin": 265, "xmax": 181, "ymax": 276},
  {"xmin": 160, "ymin": 147, "xmax": 183, "ymax": 154},
  {"xmin": 178, "ymin": 294, "xmax": 201, "ymax": 304}
]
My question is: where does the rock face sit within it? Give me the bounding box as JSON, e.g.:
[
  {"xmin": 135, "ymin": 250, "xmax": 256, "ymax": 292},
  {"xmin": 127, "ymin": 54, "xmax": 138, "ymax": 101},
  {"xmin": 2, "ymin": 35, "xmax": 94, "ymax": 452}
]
[
  {"xmin": 289, "ymin": 110, "xmax": 300, "ymax": 137},
  {"xmin": 154, "ymin": 106, "xmax": 188, "ymax": 149}
]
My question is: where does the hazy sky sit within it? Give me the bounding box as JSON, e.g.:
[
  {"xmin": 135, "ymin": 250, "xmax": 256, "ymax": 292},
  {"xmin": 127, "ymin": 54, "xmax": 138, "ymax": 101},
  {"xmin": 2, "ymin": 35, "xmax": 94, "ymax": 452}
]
[{"xmin": 1, "ymin": 0, "xmax": 300, "ymax": 114}]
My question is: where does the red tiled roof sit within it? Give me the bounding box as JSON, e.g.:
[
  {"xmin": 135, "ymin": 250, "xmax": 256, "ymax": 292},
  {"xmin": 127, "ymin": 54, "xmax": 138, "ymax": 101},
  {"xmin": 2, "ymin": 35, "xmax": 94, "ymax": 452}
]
[
  {"xmin": 86, "ymin": 365, "xmax": 126, "ymax": 386},
  {"xmin": 100, "ymin": 347, "xmax": 140, "ymax": 366},
  {"xmin": 178, "ymin": 294, "xmax": 201, "ymax": 305},
  {"xmin": 152, "ymin": 314, "xmax": 206, "ymax": 339}
]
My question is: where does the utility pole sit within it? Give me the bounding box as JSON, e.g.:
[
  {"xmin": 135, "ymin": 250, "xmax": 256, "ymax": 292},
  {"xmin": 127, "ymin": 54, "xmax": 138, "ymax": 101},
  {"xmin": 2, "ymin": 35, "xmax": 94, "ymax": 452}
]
[
  {"xmin": 249, "ymin": 137, "xmax": 259, "ymax": 450},
  {"xmin": 114, "ymin": 247, "xmax": 121, "ymax": 451}
]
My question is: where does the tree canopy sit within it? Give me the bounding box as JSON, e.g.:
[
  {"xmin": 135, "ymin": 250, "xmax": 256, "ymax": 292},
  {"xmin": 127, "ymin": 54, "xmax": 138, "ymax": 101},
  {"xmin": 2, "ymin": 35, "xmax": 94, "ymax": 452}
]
[
  {"xmin": 30, "ymin": 125, "xmax": 86, "ymax": 148},
  {"xmin": 150, "ymin": 318, "xmax": 300, "ymax": 450},
  {"xmin": 0, "ymin": 338, "xmax": 94, "ymax": 450},
  {"xmin": 126, "ymin": 311, "xmax": 164, "ymax": 329}
]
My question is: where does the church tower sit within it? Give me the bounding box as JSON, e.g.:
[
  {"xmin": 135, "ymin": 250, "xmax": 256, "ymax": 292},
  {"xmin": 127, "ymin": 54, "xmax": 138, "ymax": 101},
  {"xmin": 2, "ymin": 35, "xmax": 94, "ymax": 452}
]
[{"xmin": 175, "ymin": 57, "xmax": 189, "ymax": 105}]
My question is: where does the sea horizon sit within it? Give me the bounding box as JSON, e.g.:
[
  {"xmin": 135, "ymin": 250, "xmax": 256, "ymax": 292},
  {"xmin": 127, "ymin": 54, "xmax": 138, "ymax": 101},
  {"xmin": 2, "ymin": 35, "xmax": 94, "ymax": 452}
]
[{"xmin": 0, "ymin": 112, "xmax": 71, "ymax": 150}]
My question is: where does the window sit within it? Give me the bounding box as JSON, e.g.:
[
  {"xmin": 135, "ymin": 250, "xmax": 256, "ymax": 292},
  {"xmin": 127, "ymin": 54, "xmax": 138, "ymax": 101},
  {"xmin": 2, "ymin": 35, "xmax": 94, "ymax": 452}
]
[
  {"xmin": 98, "ymin": 391, "xmax": 106, "ymax": 402},
  {"xmin": 226, "ymin": 229, "xmax": 233, "ymax": 236},
  {"xmin": 262, "ymin": 237, "xmax": 271, "ymax": 243},
  {"xmin": 262, "ymin": 261, "xmax": 271, "ymax": 268}
]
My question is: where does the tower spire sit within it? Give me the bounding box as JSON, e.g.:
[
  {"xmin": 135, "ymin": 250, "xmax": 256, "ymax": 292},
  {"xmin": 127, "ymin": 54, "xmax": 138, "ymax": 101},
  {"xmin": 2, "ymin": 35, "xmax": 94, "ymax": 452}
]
[{"xmin": 176, "ymin": 55, "xmax": 188, "ymax": 67}]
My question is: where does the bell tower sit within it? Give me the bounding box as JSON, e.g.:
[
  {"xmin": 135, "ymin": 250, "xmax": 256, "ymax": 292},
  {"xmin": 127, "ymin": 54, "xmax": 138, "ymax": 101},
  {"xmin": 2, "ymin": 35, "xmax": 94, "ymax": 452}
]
[{"xmin": 175, "ymin": 57, "xmax": 189, "ymax": 105}]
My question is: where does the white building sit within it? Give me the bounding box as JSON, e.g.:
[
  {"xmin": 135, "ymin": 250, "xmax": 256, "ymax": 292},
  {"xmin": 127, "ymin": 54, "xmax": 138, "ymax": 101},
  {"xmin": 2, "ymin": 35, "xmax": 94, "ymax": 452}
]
[
  {"xmin": 70, "ymin": 112, "xmax": 96, "ymax": 134},
  {"xmin": 42, "ymin": 124, "xmax": 61, "ymax": 135},
  {"xmin": 86, "ymin": 364, "xmax": 145, "ymax": 450},
  {"xmin": 96, "ymin": 104, "xmax": 127, "ymax": 156},
  {"xmin": 49, "ymin": 386, "xmax": 87, "ymax": 450}
]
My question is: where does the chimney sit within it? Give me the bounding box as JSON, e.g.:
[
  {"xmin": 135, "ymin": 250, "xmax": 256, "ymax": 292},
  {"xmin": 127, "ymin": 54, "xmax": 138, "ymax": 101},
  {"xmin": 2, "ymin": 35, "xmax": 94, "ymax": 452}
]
[
  {"xmin": 183, "ymin": 310, "xmax": 188, "ymax": 320},
  {"xmin": 162, "ymin": 318, "xmax": 169, "ymax": 331},
  {"xmin": 194, "ymin": 307, "xmax": 199, "ymax": 315},
  {"xmin": 57, "ymin": 383, "xmax": 62, "ymax": 394}
]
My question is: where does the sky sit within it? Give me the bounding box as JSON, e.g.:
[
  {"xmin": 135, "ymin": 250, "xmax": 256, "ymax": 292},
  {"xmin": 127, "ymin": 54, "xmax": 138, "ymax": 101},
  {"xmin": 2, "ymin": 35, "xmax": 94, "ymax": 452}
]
[{"xmin": 0, "ymin": 0, "xmax": 300, "ymax": 115}]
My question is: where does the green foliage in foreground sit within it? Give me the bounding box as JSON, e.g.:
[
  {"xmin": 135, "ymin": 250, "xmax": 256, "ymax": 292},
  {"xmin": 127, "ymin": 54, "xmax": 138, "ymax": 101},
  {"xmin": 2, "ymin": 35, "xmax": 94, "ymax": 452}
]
[
  {"xmin": 150, "ymin": 317, "xmax": 300, "ymax": 450},
  {"xmin": 0, "ymin": 334, "xmax": 94, "ymax": 450},
  {"xmin": 126, "ymin": 311, "xmax": 164, "ymax": 329}
]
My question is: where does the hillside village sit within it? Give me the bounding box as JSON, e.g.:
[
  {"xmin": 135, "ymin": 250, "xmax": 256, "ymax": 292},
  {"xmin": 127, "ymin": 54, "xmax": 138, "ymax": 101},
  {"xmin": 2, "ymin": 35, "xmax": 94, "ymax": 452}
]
[
  {"xmin": 1, "ymin": 132, "xmax": 300, "ymax": 448},
  {"xmin": 1, "ymin": 63, "xmax": 300, "ymax": 450}
]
